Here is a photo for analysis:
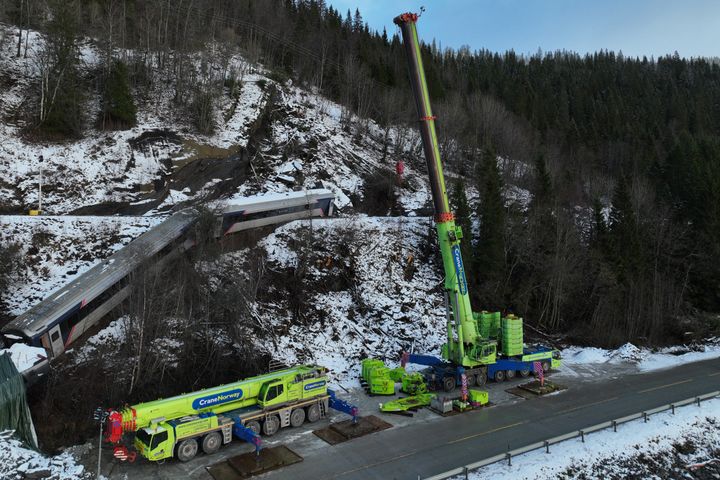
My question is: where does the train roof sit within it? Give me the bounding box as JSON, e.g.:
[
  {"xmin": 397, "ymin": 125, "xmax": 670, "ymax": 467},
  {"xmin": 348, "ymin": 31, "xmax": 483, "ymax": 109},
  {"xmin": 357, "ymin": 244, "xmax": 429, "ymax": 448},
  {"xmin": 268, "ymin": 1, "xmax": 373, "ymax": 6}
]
[
  {"xmin": 2, "ymin": 210, "xmax": 198, "ymax": 339},
  {"xmin": 223, "ymin": 188, "xmax": 333, "ymax": 214}
]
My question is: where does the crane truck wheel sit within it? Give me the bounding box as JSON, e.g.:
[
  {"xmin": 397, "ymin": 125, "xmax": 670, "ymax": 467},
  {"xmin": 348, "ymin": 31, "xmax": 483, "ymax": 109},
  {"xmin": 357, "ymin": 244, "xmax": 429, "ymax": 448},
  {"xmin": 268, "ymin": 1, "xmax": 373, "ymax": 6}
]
[
  {"xmin": 176, "ymin": 439, "xmax": 199, "ymax": 462},
  {"xmin": 442, "ymin": 376, "xmax": 455, "ymax": 392},
  {"xmin": 519, "ymin": 369, "xmax": 531, "ymax": 377},
  {"xmin": 494, "ymin": 370, "xmax": 506, "ymax": 382},
  {"xmin": 201, "ymin": 432, "xmax": 222, "ymax": 455},
  {"xmin": 506, "ymin": 370, "xmax": 516, "ymax": 380},
  {"xmin": 542, "ymin": 361, "xmax": 551, "ymax": 373},
  {"xmin": 475, "ymin": 372, "xmax": 487, "ymax": 386},
  {"xmin": 290, "ymin": 408, "xmax": 306, "ymax": 427},
  {"xmin": 245, "ymin": 420, "xmax": 261, "ymax": 436},
  {"xmin": 306, "ymin": 404, "xmax": 321, "ymax": 423},
  {"xmin": 263, "ymin": 415, "xmax": 280, "ymax": 436},
  {"xmin": 465, "ymin": 374, "xmax": 476, "ymax": 387}
]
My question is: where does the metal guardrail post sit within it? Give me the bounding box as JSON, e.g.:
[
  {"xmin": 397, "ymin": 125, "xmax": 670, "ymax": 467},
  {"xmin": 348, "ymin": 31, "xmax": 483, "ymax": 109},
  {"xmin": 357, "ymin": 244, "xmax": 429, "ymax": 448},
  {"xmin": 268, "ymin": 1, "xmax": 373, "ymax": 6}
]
[
  {"xmin": 643, "ymin": 412, "xmax": 648, "ymax": 423},
  {"xmin": 671, "ymin": 404, "xmax": 675, "ymax": 414},
  {"xmin": 612, "ymin": 420, "xmax": 617, "ymax": 432},
  {"xmin": 464, "ymin": 466, "xmax": 469, "ymax": 479},
  {"xmin": 580, "ymin": 430, "xmax": 584, "ymax": 443},
  {"xmin": 506, "ymin": 452, "xmax": 512, "ymax": 466},
  {"xmin": 696, "ymin": 397, "xmax": 701, "ymax": 406},
  {"xmin": 544, "ymin": 440, "xmax": 550, "ymax": 453}
]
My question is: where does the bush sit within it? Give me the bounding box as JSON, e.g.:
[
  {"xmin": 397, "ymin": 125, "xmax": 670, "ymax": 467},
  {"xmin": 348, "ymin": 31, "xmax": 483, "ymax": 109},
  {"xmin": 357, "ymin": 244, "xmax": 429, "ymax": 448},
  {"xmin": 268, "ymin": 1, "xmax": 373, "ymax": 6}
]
[{"xmin": 100, "ymin": 60, "xmax": 137, "ymax": 130}]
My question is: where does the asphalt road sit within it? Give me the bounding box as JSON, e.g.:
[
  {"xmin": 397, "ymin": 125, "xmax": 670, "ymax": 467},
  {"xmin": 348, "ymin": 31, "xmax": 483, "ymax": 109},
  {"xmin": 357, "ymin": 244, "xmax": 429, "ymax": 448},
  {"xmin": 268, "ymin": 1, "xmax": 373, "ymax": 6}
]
[{"xmin": 262, "ymin": 357, "xmax": 720, "ymax": 480}]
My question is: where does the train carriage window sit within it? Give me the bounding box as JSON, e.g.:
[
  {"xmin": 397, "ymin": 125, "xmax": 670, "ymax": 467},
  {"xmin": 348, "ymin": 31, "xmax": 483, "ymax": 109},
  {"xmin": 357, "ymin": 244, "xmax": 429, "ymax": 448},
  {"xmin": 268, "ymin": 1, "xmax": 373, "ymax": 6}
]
[{"xmin": 51, "ymin": 331, "xmax": 60, "ymax": 342}]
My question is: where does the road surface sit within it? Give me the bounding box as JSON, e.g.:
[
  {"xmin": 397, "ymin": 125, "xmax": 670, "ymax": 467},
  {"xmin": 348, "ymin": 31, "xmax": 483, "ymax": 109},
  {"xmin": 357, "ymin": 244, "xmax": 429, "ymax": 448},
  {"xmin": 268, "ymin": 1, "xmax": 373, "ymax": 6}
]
[
  {"xmin": 110, "ymin": 357, "xmax": 720, "ymax": 479},
  {"xmin": 265, "ymin": 356, "xmax": 720, "ymax": 479}
]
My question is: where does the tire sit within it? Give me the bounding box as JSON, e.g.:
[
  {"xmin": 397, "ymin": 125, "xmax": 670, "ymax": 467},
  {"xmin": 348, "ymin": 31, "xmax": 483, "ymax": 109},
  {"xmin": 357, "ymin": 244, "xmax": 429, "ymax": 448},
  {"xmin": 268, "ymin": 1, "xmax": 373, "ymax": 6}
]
[
  {"xmin": 290, "ymin": 408, "xmax": 306, "ymax": 428},
  {"xmin": 465, "ymin": 373, "xmax": 476, "ymax": 388},
  {"xmin": 176, "ymin": 439, "xmax": 198, "ymax": 462},
  {"xmin": 542, "ymin": 361, "xmax": 551, "ymax": 373},
  {"xmin": 443, "ymin": 376, "xmax": 456, "ymax": 392},
  {"xmin": 306, "ymin": 404, "xmax": 321, "ymax": 423},
  {"xmin": 263, "ymin": 415, "xmax": 280, "ymax": 436},
  {"xmin": 494, "ymin": 370, "xmax": 506, "ymax": 382},
  {"xmin": 506, "ymin": 370, "xmax": 516, "ymax": 380},
  {"xmin": 475, "ymin": 372, "xmax": 487, "ymax": 386},
  {"xmin": 201, "ymin": 432, "xmax": 222, "ymax": 455},
  {"xmin": 245, "ymin": 420, "xmax": 261, "ymax": 436},
  {"xmin": 519, "ymin": 369, "xmax": 531, "ymax": 377}
]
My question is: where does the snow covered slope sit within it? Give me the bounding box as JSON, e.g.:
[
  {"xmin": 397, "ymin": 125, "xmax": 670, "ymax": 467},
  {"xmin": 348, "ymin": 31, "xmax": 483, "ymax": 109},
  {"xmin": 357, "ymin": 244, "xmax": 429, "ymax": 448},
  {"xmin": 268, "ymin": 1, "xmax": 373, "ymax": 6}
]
[
  {"xmin": 219, "ymin": 215, "xmax": 447, "ymax": 382},
  {"xmin": 0, "ymin": 22, "xmax": 431, "ymax": 217},
  {"xmin": 0, "ymin": 215, "xmax": 162, "ymax": 315}
]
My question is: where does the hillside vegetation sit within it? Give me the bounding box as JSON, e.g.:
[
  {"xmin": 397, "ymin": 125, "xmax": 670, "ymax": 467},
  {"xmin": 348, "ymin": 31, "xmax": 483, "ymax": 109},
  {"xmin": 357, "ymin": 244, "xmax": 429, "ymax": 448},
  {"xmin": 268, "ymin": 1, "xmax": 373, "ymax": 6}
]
[{"xmin": 1, "ymin": 0, "xmax": 719, "ymax": 348}]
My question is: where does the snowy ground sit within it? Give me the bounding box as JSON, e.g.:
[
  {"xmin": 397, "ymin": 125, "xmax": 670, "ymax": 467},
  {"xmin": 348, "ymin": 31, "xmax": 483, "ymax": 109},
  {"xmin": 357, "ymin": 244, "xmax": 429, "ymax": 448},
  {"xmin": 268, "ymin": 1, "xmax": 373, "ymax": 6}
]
[
  {"xmin": 457, "ymin": 398, "xmax": 720, "ymax": 480},
  {"xmin": 218, "ymin": 215, "xmax": 446, "ymax": 383},
  {"xmin": 0, "ymin": 214, "xmax": 163, "ymax": 316},
  {"xmin": 559, "ymin": 340, "xmax": 720, "ymax": 378},
  {"xmin": 0, "ymin": 431, "xmax": 91, "ymax": 480}
]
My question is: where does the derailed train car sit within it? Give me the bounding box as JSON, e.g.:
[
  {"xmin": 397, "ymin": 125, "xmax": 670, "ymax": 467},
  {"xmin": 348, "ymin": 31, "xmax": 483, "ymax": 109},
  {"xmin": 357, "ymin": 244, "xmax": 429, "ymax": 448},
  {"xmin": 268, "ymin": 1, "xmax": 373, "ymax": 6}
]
[{"xmin": 1, "ymin": 189, "xmax": 335, "ymax": 374}]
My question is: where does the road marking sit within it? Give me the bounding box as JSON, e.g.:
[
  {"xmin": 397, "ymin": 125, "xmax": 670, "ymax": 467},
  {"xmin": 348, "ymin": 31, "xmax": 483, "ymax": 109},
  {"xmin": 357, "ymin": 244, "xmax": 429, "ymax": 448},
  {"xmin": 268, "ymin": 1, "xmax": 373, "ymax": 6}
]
[
  {"xmin": 637, "ymin": 378, "xmax": 693, "ymax": 394},
  {"xmin": 556, "ymin": 396, "xmax": 619, "ymax": 415},
  {"xmin": 446, "ymin": 420, "xmax": 528, "ymax": 445},
  {"xmin": 334, "ymin": 450, "xmax": 418, "ymax": 477},
  {"xmin": 708, "ymin": 372, "xmax": 720, "ymax": 377}
]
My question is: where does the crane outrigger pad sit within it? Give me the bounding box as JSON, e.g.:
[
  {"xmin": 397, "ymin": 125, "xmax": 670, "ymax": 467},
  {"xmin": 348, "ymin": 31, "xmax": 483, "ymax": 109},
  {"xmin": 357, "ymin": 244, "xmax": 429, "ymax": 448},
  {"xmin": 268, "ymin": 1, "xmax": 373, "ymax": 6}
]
[
  {"xmin": 313, "ymin": 415, "xmax": 392, "ymax": 445},
  {"xmin": 506, "ymin": 381, "xmax": 567, "ymax": 399},
  {"xmin": 207, "ymin": 446, "xmax": 302, "ymax": 480}
]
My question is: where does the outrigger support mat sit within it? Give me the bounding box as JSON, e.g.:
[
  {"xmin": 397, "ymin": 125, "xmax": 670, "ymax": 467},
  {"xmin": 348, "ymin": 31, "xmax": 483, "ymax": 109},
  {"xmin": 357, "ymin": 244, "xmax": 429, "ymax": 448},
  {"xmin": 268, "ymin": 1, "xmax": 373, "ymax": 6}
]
[
  {"xmin": 207, "ymin": 446, "xmax": 302, "ymax": 479},
  {"xmin": 313, "ymin": 415, "xmax": 392, "ymax": 445}
]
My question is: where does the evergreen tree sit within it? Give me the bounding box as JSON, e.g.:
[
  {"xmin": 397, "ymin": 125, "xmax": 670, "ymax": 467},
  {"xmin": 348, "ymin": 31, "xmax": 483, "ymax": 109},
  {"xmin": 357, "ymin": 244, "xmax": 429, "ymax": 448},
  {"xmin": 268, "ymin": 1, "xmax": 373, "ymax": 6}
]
[
  {"xmin": 476, "ymin": 148, "xmax": 506, "ymax": 303},
  {"xmin": 607, "ymin": 176, "xmax": 643, "ymax": 283},
  {"xmin": 39, "ymin": 0, "xmax": 84, "ymax": 137},
  {"xmin": 100, "ymin": 61, "xmax": 137, "ymax": 130},
  {"xmin": 449, "ymin": 179, "xmax": 474, "ymax": 282}
]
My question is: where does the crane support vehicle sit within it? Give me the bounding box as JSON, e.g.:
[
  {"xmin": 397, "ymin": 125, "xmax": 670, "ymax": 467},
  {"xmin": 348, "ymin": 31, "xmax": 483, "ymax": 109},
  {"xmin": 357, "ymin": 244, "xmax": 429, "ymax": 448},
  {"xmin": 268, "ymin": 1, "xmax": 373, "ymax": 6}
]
[
  {"xmin": 105, "ymin": 364, "xmax": 358, "ymax": 462},
  {"xmin": 393, "ymin": 12, "xmax": 560, "ymax": 392}
]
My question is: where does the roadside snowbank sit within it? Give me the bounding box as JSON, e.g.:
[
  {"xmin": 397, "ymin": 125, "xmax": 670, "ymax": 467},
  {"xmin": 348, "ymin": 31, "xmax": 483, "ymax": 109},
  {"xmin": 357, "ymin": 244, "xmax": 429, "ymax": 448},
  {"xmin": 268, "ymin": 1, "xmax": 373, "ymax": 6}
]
[
  {"xmin": 0, "ymin": 431, "xmax": 90, "ymax": 480},
  {"xmin": 561, "ymin": 341, "xmax": 720, "ymax": 372},
  {"xmin": 461, "ymin": 398, "xmax": 720, "ymax": 479}
]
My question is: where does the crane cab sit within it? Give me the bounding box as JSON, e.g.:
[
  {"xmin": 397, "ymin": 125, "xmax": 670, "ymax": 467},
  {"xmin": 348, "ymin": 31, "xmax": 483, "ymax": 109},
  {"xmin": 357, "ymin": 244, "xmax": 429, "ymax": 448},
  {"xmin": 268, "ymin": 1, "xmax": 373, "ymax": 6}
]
[{"xmin": 135, "ymin": 425, "xmax": 174, "ymax": 461}]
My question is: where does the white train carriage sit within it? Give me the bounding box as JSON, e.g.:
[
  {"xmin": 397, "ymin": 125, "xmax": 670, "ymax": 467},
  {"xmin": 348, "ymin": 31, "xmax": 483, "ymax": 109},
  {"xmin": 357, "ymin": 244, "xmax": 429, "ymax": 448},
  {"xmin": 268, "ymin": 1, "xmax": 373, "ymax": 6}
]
[
  {"xmin": 1, "ymin": 210, "xmax": 198, "ymax": 359},
  {"xmin": 221, "ymin": 188, "xmax": 334, "ymax": 235}
]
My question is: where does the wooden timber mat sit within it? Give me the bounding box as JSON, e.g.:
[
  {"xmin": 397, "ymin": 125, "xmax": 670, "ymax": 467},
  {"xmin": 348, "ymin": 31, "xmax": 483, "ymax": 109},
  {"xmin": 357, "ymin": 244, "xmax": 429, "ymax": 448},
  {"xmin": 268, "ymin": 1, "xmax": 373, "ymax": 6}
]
[
  {"xmin": 506, "ymin": 381, "xmax": 567, "ymax": 399},
  {"xmin": 313, "ymin": 415, "xmax": 393, "ymax": 445},
  {"xmin": 207, "ymin": 445, "xmax": 302, "ymax": 479}
]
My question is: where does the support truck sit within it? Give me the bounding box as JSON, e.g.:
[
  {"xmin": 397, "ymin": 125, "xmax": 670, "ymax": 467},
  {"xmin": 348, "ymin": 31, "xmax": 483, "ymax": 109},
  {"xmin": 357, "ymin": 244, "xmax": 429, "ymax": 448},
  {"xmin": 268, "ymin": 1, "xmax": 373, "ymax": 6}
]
[
  {"xmin": 393, "ymin": 12, "xmax": 560, "ymax": 392},
  {"xmin": 105, "ymin": 364, "xmax": 357, "ymax": 462}
]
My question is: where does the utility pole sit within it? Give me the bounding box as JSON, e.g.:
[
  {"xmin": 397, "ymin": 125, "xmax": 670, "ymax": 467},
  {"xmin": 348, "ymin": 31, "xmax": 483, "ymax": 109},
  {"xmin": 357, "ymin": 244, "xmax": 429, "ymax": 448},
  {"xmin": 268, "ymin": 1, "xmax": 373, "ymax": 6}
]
[{"xmin": 38, "ymin": 155, "xmax": 43, "ymax": 214}]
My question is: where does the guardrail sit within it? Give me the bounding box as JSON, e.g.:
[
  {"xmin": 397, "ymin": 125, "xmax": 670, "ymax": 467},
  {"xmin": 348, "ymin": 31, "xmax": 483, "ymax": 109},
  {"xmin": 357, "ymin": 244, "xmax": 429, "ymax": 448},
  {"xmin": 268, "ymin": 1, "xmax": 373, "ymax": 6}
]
[{"xmin": 423, "ymin": 390, "xmax": 720, "ymax": 480}]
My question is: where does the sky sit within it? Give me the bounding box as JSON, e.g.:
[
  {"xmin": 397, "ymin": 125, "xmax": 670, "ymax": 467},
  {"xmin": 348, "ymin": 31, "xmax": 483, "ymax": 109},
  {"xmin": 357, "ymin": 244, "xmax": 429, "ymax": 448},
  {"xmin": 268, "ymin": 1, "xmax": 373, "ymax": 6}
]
[{"xmin": 327, "ymin": 0, "xmax": 720, "ymax": 59}]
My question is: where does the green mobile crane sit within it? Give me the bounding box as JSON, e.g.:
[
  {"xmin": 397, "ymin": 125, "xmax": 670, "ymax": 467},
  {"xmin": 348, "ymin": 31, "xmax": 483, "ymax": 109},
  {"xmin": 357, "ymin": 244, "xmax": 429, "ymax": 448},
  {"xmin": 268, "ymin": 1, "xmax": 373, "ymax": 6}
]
[
  {"xmin": 105, "ymin": 365, "xmax": 357, "ymax": 462},
  {"xmin": 393, "ymin": 12, "xmax": 560, "ymax": 391}
]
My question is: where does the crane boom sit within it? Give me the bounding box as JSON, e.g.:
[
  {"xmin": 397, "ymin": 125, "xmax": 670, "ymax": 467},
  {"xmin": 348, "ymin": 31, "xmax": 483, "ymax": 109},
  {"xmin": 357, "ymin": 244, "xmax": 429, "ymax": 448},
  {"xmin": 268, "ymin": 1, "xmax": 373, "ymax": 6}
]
[{"xmin": 394, "ymin": 13, "xmax": 496, "ymax": 367}]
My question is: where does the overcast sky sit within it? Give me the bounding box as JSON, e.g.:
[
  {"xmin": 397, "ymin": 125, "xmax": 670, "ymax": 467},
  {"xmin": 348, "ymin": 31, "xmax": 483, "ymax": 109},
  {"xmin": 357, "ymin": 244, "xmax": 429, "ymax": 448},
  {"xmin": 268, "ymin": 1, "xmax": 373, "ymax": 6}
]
[{"xmin": 327, "ymin": 0, "xmax": 720, "ymax": 58}]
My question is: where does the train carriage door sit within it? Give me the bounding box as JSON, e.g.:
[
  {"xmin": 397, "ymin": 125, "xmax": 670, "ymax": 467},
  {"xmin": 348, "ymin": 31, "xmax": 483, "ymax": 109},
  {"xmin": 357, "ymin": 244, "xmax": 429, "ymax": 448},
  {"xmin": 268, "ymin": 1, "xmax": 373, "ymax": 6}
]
[{"xmin": 47, "ymin": 325, "xmax": 65, "ymax": 357}]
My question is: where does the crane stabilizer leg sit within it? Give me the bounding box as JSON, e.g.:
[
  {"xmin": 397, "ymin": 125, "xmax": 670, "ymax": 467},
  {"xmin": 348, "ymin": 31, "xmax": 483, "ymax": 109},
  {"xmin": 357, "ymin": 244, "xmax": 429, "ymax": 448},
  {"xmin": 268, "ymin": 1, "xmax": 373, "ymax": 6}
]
[
  {"xmin": 231, "ymin": 420, "xmax": 263, "ymax": 456},
  {"xmin": 328, "ymin": 389, "xmax": 359, "ymax": 423}
]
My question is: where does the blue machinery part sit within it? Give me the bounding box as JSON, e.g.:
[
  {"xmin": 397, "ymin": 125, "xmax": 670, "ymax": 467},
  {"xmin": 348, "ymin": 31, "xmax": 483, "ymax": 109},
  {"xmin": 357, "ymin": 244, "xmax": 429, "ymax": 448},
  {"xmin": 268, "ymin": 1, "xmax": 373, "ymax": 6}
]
[
  {"xmin": 328, "ymin": 389, "xmax": 359, "ymax": 423},
  {"xmin": 231, "ymin": 421, "xmax": 263, "ymax": 456}
]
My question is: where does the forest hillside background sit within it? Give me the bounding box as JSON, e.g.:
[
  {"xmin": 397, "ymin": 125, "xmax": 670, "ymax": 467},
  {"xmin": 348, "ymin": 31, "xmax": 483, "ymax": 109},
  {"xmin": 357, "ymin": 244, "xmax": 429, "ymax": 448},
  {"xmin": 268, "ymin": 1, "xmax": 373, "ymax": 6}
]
[{"xmin": 1, "ymin": 0, "xmax": 720, "ymax": 347}]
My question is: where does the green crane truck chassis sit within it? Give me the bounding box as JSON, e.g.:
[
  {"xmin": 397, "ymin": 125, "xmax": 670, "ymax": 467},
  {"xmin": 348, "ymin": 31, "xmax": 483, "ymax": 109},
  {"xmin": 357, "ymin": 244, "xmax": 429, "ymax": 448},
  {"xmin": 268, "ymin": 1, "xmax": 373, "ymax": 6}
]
[{"xmin": 106, "ymin": 365, "xmax": 338, "ymax": 462}]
